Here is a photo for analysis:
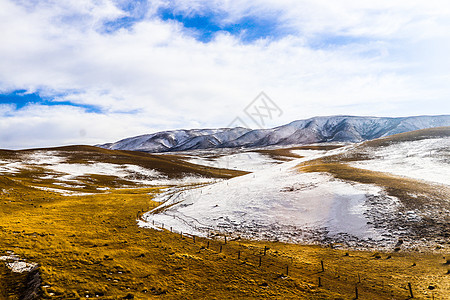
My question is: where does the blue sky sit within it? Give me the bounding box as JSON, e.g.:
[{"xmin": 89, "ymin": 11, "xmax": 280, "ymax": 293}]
[
  {"xmin": 157, "ymin": 6, "xmax": 287, "ymax": 43},
  {"xmin": 0, "ymin": 0, "xmax": 449, "ymax": 149},
  {"xmin": 0, "ymin": 90, "xmax": 100, "ymax": 113},
  {"xmin": 103, "ymin": 0, "xmax": 149, "ymax": 32}
]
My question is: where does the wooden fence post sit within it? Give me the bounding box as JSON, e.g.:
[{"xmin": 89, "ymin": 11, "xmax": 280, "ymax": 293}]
[
  {"xmin": 408, "ymin": 283, "xmax": 413, "ymax": 298},
  {"xmin": 355, "ymin": 285, "xmax": 358, "ymax": 299},
  {"xmin": 286, "ymin": 265, "xmax": 289, "ymax": 276},
  {"xmin": 318, "ymin": 277, "xmax": 322, "ymax": 287},
  {"xmin": 259, "ymin": 256, "xmax": 262, "ymax": 267},
  {"xmin": 321, "ymin": 260, "xmax": 324, "ymax": 272}
]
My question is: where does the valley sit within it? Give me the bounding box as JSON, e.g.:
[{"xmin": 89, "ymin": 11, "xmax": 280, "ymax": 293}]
[{"xmin": 0, "ymin": 127, "xmax": 449, "ymax": 299}]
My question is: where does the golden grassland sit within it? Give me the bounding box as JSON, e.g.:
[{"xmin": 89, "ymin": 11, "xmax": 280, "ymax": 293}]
[{"xmin": 1, "ymin": 179, "xmax": 449, "ymax": 299}]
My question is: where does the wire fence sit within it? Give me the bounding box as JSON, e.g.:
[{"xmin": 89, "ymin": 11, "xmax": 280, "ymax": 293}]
[{"xmin": 143, "ymin": 217, "xmax": 445, "ymax": 299}]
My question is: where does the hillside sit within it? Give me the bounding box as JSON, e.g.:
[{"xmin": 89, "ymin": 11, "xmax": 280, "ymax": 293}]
[
  {"xmin": 0, "ymin": 145, "xmax": 248, "ymax": 196},
  {"xmin": 98, "ymin": 115, "xmax": 450, "ymax": 152}
]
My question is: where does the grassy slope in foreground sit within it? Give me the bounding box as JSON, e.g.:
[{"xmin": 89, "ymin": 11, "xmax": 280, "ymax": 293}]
[{"xmin": 0, "ymin": 182, "xmax": 448, "ymax": 299}]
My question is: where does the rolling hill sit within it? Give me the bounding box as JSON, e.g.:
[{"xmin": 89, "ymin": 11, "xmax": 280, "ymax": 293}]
[{"xmin": 0, "ymin": 145, "xmax": 247, "ymax": 195}]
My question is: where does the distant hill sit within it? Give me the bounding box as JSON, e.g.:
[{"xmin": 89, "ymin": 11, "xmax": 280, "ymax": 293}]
[{"xmin": 98, "ymin": 115, "xmax": 450, "ymax": 152}]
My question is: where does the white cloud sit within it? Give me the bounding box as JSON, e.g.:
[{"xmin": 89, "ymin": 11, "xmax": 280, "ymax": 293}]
[
  {"xmin": 0, "ymin": 0, "xmax": 449, "ymax": 149},
  {"xmin": 0, "ymin": 104, "xmax": 164, "ymax": 149}
]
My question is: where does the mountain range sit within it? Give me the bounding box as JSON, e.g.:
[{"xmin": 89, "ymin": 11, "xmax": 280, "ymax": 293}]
[{"xmin": 98, "ymin": 115, "xmax": 450, "ymax": 152}]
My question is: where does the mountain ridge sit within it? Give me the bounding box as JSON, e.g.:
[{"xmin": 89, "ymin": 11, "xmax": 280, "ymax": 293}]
[{"xmin": 98, "ymin": 115, "xmax": 450, "ymax": 153}]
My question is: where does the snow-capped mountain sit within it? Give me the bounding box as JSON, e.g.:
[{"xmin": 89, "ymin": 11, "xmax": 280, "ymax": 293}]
[
  {"xmin": 99, "ymin": 128, "xmax": 252, "ymax": 152},
  {"xmin": 98, "ymin": 115, "xmax": 450, "ymax": 152}
]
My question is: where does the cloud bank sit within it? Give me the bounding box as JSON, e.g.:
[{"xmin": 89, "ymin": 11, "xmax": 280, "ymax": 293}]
[{"xmin": 0, "ymin": 0, "xmax": 449, "ymax": 149}]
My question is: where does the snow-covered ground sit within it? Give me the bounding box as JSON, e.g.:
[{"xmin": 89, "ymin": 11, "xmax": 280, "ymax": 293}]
[
  {"xmin": 0, "ymin": 160, "xmax": 22, "ymax": 173},
  {"xmin": 185, "ymin": 151, "xmax": 282, "ymax": 172},
  {"xmin": 290, "ymin": 149, "xmax": 327, "ymax": 157},
  {"xmin": 25, "ymin": 151, "xmax": 66, "ymax": 165},
  {"xmin": 140, "ymin": 169, "xmax": 396, "ymax": 245},
  {"xmin": 0, "ymin": 151, "xmax": 217, "ymax": 194},
  {"xmin": 48, "ymin": 162, "xmax": 163, "ymax": 184},
  {"xmin": 352, "ymin": 137, "xmax": 450, "ymax": 185},
  {"xmin": 140, "ymin": 146, "xmax": 403, "ymax": 248},
  {"xmin": 0, "ymin": 252, "xmax": 38, "ymax": 273},
  {"xmin": 140, "ymin": 138, "xmax": 449, "ymax": 249}
]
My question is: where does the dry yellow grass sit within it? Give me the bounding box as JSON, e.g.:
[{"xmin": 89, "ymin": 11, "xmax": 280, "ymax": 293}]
[{"xmin": 1, "ymin": 178, "xmax": 448, "ymax": 299}]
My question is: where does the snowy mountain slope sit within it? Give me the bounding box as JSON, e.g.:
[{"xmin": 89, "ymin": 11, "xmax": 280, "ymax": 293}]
[
  {"xmin": 99, "ymin": 115, "xmax": 450, "ymax": 152},
  {"xmin": 139, "ymin": 127, "xmax": 450, "ymax": 249},
  {"xmin": 100, "ymin": 128, "xmax": 252, "ymax": 152}
]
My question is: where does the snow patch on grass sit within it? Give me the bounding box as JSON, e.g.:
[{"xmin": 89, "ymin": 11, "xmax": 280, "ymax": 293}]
[
  {"xmin": 32, "ymin": 186, "xmax": 95, "ymax": 196},
  {"xmin": 0, "ymin": 151, "xmax": 215, "ymax": 188},
  {"xmin": 352, "ymin": 138, "xmax": 450, "ymax": 185},
  {"xmin": 24, "ymin": 151, "xmax": 65, "ymax": 165},
  {"xmin": 0, "ymin": 161, "xmax": 22, "ymax": 173},
  {"xmin": 0, "ymin": 252, "xmax": 38, "ymax": 273}
]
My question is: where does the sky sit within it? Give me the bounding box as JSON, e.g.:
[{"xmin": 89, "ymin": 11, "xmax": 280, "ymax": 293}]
[{"xmin": 1, "ymin": 0, "xmax": 450, "ymax": 149}]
